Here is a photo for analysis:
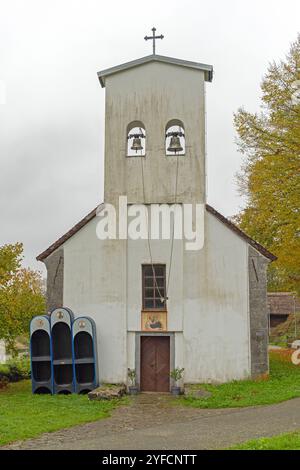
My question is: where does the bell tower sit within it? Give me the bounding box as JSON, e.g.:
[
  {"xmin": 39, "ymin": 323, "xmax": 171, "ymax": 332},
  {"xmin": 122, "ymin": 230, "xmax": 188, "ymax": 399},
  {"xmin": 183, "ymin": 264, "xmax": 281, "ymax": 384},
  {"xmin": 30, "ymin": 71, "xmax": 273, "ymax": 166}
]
[{"xmin": 97, "ymin": 30, "xmax": 213, "ymax": 206}]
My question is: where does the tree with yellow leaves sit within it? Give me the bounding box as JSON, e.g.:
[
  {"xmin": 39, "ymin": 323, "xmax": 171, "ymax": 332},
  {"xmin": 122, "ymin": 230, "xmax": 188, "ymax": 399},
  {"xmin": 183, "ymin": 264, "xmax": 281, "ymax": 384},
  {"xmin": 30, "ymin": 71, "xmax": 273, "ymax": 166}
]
[
  {"xmin": 234, "ymin": 35, "xmax": 300, "ymax": 295},
  {"xmin": 0, "ymin": 243, "xmax": 45, "ymax": 352}
]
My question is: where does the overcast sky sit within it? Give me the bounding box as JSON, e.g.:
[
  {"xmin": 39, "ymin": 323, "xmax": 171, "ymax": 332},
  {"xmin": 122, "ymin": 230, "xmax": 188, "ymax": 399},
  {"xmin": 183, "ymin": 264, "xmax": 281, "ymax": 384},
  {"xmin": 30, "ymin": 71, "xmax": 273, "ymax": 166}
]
[{"xmin": 0, "ymin": 0, "xmax": 299, "ymax": 273}]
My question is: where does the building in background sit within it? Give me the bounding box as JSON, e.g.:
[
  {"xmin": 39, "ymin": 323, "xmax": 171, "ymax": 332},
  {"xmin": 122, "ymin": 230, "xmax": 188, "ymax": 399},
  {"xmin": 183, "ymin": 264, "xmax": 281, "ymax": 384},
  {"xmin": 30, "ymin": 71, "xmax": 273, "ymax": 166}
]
[{"xmin": 268, "ymin": 292, "xmax": 300, "ymax": 330}]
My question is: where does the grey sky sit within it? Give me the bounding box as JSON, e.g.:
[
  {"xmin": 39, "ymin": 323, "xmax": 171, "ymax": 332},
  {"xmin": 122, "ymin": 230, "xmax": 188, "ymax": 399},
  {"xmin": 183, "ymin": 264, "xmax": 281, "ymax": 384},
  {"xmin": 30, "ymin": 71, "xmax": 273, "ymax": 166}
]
[{"xmin": 0, "ymin": 0, "xmax": 299, "ymax": 273}]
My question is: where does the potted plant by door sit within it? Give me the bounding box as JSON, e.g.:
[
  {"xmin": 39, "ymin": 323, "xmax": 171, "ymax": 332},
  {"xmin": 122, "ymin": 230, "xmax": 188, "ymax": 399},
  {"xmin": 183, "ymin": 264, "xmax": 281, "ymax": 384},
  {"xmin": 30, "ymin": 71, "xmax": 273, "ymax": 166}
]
[
  {"xmin": 170, "ymin": 367, "xmax": 184, "ymax": 395},
  {"xmin": 127, "ymin": 368, "xmax": 138, "ymax": 395}
]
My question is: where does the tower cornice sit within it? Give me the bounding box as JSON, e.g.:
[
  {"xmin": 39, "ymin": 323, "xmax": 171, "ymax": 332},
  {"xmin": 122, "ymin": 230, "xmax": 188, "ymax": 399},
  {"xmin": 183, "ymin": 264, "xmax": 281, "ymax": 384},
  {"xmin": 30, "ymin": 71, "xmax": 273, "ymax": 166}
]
[{"xmin": 97, "ymin": 54, "xmax": 213, "ymax": 87}]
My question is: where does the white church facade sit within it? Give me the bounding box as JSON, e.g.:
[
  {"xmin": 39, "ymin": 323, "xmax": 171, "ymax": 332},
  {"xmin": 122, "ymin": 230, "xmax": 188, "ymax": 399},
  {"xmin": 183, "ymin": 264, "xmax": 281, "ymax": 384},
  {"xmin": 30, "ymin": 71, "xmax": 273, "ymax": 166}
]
[{"xmin": 37, "ymin": 39, "xmax": 276, "ymax": 390}]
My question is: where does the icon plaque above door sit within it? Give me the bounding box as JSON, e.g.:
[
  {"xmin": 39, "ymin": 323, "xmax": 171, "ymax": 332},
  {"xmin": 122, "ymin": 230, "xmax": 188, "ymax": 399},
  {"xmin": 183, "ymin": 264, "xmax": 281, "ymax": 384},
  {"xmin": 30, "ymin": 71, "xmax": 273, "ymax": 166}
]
[{"xmin": 141, "ymin": 311, "xmax": 167, "ymax": 332}]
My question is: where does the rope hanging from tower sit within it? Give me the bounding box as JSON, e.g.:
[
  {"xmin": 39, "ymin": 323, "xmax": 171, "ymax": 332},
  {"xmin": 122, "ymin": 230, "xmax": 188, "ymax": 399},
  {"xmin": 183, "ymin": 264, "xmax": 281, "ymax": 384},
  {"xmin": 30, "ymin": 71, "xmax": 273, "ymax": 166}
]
[{"xmin": 140, "ymin": 143, "xmax": 180, "ymax": 304}]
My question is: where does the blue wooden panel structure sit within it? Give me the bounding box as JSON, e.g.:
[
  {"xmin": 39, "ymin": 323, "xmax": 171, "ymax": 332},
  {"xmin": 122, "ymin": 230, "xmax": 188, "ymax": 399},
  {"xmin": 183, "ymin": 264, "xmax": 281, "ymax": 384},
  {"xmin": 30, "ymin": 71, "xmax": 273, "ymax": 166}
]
[
  {"xmin": 30, "ymin": 308, "xmax": 99, "ymax": 395},
  {"xmin": 72, "ymin": 317, "xmax": 99, "ymax": 394},
  {"xmin": 30, "ymin": 315, "xmax": 52, "ymax": 394},
  {"xmin": 50, "ymin": 307, "xmax": 75, "ymax": 394}
]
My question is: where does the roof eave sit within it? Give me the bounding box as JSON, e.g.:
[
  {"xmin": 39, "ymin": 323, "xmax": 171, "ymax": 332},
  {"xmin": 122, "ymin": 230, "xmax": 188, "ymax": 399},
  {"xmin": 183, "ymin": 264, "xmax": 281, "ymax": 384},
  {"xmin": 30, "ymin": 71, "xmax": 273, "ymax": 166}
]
[
  {"xmin": 36, "ymin": 205, "xmax": 100, "ymax": 262},
  {"xmin": 206, "ymin": 204, "xmax": 277, "ymax": 262}
]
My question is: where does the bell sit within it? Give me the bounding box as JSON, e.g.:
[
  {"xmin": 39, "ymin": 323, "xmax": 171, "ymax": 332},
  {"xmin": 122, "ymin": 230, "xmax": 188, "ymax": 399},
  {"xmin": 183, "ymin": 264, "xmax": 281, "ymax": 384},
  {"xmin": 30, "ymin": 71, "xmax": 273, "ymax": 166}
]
[
  {"xmin": 167, "ymin": 135, "xmax": 183, "ymax": 153},
  {"xmin": 131, "ymin": 137, "xmax": 143, "ymax": 153}
]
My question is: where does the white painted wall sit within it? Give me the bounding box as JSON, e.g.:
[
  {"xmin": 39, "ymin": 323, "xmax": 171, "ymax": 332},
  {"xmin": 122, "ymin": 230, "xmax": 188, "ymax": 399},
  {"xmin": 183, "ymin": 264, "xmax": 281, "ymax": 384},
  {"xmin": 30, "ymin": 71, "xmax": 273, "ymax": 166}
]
[
  {"xmin": 183, "ymin": 211, "xmax": 250, "ymax": 383},
  {"xmin": 104, "ymin": 61, "xmax": 206, "ymax": 206},
  {"xmin": 62, "ymin": 208, "xmax": 250, "ymax": 384},
  {"xmin": 63, "ymin": 217, "xmax": 128, "ymax": 383}
]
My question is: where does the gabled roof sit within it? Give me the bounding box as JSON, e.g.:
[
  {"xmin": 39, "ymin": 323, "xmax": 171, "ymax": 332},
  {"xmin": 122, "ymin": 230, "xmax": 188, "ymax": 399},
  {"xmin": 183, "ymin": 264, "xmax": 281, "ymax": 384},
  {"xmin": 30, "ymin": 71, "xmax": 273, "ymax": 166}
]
[
  {"xmin": 36, "ymin": 203, "xmax": 276, "ymax": 262},
  {"xmin": 97, "ymin": 54, "xmax": 213, "ymax": 87},
  {"xmin": 205, "ymin": 205, "xmax": 277, "ymax": 261},
  {"xmin": 36, "ymin": 205, "xmax": 100, "ymax": 261}
]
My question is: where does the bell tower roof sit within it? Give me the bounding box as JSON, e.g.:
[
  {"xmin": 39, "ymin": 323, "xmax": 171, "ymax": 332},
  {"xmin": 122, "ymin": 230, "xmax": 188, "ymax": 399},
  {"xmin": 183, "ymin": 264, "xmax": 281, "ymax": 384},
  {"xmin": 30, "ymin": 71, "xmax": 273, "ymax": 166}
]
[{"xmin": 97, "ymin": 54, "xmax": 213, "ymax": 87}]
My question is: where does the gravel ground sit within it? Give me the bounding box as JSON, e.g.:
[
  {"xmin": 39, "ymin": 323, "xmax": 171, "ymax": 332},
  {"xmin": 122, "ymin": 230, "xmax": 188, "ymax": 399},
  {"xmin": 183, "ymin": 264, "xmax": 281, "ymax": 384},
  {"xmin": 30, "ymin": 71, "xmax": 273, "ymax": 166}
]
[{"xmin": 3, "ymin": 394, "xmax": 300, "ymax": 450}]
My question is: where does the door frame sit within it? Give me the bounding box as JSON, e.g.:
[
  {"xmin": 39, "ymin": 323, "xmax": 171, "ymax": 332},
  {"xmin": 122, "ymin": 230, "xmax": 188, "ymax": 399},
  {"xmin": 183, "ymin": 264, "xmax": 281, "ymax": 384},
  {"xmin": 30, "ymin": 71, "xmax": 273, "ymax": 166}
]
[{"xmin": 135, "ymin": 332, "xmax": 175, "ymax": 391}]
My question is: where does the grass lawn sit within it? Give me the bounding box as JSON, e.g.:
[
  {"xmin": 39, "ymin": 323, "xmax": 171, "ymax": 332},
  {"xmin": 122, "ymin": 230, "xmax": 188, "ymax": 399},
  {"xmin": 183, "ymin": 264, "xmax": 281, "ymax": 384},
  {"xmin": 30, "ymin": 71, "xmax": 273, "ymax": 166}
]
[
  {"xmin": 178, "ymin": 350, "xmax": 300, "ymax": 409},
  {"xmin": 230, "ymin": 431, "xmax": 300, "ymax": 450},
  {"xmin": 0, "ymin": 380, "xmax": 126, "ymax": 446}
]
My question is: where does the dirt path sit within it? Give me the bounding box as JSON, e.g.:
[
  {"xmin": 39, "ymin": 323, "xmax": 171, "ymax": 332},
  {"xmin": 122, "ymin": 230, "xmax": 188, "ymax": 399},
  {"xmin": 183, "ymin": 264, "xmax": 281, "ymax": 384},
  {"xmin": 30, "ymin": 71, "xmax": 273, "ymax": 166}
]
[{"xmin": 3, "ymin": 394, "xmax": 300, "ymax": 450}]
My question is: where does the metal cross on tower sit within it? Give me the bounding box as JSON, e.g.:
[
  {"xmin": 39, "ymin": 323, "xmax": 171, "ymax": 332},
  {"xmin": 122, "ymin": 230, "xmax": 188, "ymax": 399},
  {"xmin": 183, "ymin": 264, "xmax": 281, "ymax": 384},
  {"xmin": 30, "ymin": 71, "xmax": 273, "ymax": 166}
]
[{"xmin": 144, "ymin": 27, "xmax": 164, "ymax": 55}]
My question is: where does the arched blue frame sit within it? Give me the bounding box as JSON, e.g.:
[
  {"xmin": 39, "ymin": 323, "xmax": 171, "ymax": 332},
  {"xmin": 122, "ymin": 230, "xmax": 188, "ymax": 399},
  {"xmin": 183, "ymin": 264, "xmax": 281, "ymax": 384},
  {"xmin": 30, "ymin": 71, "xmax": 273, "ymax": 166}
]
[
  {"xmin": 50, "ymin": 307, "xmax": 75, "ymax": 394},
  {"xmin": 72, "ymin": 317, "xmax": 99, "ymax": 394},
  {"xmin": 30, "ymin": 315, "xmax": 53, "ymax": 394}
]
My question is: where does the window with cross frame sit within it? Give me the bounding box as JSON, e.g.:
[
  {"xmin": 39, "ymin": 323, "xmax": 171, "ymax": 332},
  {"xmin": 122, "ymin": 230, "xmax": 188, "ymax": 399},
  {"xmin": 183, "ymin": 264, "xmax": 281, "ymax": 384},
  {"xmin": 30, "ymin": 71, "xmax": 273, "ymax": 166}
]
[{"xmin": 142, "ymin": 264, "xmax": 166, "ymax": 311}]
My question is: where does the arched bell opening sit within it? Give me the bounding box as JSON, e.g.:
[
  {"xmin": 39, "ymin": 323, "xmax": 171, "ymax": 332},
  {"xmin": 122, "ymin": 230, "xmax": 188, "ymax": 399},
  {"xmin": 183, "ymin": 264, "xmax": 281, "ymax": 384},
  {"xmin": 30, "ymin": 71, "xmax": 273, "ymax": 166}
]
[
  {"xmin": 79, "ymin": 389, "xmax": 91, "ymax": 395},
  {"xmin": 165, "ymin": 119, "xmax": 185, "ymax": 156},
  {"xmin": 57, "ymin": 390, "xmax": 72, "ymax": 395},
  {"xmin": 127, "ymin": 121, "xmax": 146, "ymax": 157}
]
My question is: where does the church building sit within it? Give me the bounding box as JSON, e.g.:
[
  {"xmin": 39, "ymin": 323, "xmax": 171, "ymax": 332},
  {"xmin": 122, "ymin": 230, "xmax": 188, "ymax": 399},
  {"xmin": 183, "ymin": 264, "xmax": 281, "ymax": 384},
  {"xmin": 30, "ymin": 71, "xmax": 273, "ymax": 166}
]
[{"xmin": 37, "ymin": 30, "xmax": 276, "ymax": 391}]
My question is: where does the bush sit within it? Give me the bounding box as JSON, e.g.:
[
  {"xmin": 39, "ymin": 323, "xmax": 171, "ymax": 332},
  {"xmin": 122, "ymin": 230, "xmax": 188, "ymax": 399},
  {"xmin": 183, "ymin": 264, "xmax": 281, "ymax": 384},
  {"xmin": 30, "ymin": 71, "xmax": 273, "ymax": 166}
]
[
  {"xmin": 0, "ymin": 357, "xmax": 31, "ymax": 382},
  {"xmin": 0, "ymin": 377, "xmax": 9, "ymax": 389},
  {"xmin": 170, "ymin": 367, "xmax": 185, "ymax": 383},
  {"xmin": 0, "ymin": 363, "xmax": 10, "ymax": 378}
]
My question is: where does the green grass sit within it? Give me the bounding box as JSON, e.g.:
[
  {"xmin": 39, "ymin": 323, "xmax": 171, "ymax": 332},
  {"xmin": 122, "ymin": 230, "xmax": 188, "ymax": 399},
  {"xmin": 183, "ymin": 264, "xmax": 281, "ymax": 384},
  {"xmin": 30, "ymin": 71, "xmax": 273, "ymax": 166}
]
[
  {"xmin": 1, "ymin": 352, "xmax": 299, "ymax": 447},
  {"xmin": 177, "ymin": 351, "xmax": 300, "ymax": 409},
  {"xmin": 0, "ymin": 380, "xmax": 126, "ymax": 446},
  {"xmin": 230, "ymin": 431, "xmax": 300, "ymax": 450}
]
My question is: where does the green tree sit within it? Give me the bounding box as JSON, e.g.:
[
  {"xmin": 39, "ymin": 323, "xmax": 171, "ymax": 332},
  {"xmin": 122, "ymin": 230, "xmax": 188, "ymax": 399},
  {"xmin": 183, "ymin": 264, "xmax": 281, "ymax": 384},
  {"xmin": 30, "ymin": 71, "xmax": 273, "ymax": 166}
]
[
  {"xmin": 234, "ymin": 35, "xmax": 300, "ymax": 294},
  {"xmin": 0, "ymin": 243, "xmax": 45, "ymax": 352}
]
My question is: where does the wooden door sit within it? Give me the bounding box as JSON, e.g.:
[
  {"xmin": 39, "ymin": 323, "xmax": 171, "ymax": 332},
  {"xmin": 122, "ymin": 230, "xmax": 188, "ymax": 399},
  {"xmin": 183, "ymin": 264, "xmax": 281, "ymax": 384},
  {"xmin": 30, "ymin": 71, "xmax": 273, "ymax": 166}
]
[{"xmin": 140, "ymin": 336, "xmax": 170, "ymax": 392}]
